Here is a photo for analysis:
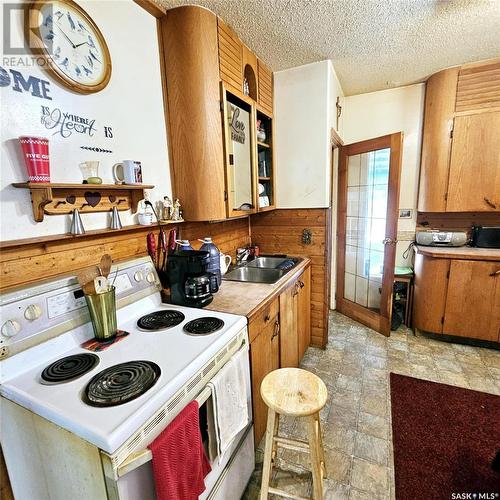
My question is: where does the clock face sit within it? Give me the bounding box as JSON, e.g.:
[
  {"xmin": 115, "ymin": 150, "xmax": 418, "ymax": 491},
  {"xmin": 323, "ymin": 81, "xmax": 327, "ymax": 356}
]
[{"xmin": 32, "ymin": 0, "xmax": 111, "ymax": 92}]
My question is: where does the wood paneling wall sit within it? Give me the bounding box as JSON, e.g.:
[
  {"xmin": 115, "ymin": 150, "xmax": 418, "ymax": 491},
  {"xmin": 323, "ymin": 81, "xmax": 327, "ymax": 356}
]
[
  {"xmin": 0, "ymin": 218, "xmax": 250, "ymax": 291},
  {"xmin": 417, "ymin": 212, "xmax": 500, "ymax": 233},
  {"xmin": 250, "ymin": 208, "xmax": 331, "ymax": 348}
]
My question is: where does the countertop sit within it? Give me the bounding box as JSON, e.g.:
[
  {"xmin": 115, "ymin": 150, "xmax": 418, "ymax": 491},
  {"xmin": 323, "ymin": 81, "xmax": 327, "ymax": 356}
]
[
  {"xmin": 415, "ymin": 245, "xmax": 500, "ymax": 261},
  {"xmin": 206, "ymin": 257, "xmax": 311, "ymax": 317}
]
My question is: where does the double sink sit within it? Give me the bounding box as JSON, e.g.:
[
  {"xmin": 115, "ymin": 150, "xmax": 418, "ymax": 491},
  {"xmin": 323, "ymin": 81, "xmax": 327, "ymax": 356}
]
[{"xmin": 223, "ymin": 256, "xmax": 300, "ymax": 284}]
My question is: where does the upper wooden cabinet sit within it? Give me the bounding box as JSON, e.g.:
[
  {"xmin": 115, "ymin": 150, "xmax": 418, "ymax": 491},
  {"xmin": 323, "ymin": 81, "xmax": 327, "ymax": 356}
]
[
  {"xmin": 160, "ymin": 6, "xmax": 274, "ymax": 221},
  {"xmin": 418, "ymin": 59, "xmax": 500, "ymax": 213}
]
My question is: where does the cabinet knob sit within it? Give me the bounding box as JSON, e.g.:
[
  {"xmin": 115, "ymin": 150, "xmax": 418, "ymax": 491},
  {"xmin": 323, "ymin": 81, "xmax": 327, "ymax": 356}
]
[
  {"xmin": 490, "ymin": 269, "xmax": 500, "ymax": 277},
  {"xmin": 299, "ymin": 281, "xmax": 304, "ymax": 288},
  {"xmin": 483, "ymin": 197, "xmax": 497, "ymax": 209},
  {"xmin": 264, "ymin": 314, "xmax": 271, "ymax": 322}
]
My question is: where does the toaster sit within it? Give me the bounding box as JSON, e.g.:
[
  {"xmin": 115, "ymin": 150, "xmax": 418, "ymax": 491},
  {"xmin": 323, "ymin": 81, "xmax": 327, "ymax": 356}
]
[
  {"xmin": 471, "ymin": 226, "xmax": 500, "ymax": 249},
  {"xmin": 416, "ymin": 230, "xmax": 468, "ymax": 247}
]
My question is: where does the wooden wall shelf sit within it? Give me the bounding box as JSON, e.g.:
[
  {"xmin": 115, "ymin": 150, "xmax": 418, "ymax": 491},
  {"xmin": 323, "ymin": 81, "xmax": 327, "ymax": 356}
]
[{"xmin": 12, "ymin": 183, "xmax": 154, "ymax": 222}]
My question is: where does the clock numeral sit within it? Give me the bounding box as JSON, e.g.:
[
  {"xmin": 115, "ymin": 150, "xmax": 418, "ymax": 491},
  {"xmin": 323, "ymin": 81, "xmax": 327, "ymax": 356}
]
[{"xmin": 104, "ymin": 126, "xmax": 113, "ymax": 138}]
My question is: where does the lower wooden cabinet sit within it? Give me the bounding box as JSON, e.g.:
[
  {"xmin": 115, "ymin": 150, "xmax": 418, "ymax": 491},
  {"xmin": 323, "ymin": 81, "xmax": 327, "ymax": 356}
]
[
  {"xmin": 249, "ymin": 316, "xmax": 280, "ymax": 444},
  {"xmin": 443, "ymin": 260, "xmax": 500, "ymax": 342},
  {"xmin": 414, "ymin": 254, "xmax": 500, "ymax": 342},
  {"xmin": 249, "ymin": 266, "xmax": 311, "ymax": 445}
]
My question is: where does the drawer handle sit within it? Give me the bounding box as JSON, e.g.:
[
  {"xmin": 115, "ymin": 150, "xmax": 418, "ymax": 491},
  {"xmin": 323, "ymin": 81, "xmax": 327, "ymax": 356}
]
[
  {"xmin": 292, "ymin": 284, "xmax": 299, "ymax": 297},
  {"xmin": 271, "ymin": 320, "xmax": 280, "ymax": 339},
  {"xmin": 264, "ymin": 314, "xmax": 271, "ymax": 322},
  {"xmin": 484, "ymin": 197, "xmax": 497, "ymax": 209},
  {"xmin": 490, "ymin": 269, "xmax": 500, "ymax": 277}
]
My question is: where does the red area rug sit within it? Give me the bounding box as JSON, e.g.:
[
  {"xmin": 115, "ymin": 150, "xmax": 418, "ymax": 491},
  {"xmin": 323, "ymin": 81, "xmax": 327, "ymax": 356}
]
[{"xmin": 390, "ymin": 373, "xmax": 500, "ymax": 499}]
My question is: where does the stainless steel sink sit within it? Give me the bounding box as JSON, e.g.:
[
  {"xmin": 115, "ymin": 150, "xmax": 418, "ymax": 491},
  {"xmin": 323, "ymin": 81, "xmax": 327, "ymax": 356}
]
[
  {"xmin": 246, "ymin": 257, "xmax": 288, "ymax": 268},
  {"xmin": 223, "ymin": 266, "xmax": 286, "ymax": 284}
]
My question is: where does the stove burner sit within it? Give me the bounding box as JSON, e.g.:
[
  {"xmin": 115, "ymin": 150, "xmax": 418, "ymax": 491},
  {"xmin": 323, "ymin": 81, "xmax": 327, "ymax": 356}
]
[
  {"xmin": 184, "ymin": 317, "xmax": 224, "ymax": 336},
  {"xmin": 137, "ymin": 310, "xmax": 185, "ymax": 331},
  {"xmin": 84, "ymin": 360, "xmax": 161, "ymax": 407},
  {"xmin": 41, "ymin": 353, "xmax": 99, "ymax": 384}
]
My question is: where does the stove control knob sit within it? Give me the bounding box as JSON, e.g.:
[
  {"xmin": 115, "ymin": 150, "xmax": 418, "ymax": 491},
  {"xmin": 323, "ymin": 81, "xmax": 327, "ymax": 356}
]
[
  {"xmin": 1, "ymin": 320, "xmax": 21, "ymax": 338},
  {"xmin": 134, "ymin": 271, "xmax": 144, "ymax": 282},
  {"xmin": 146, "ymin": 271, "xmax": 156, "ymax": 283},
  {"xmin": 24, "ymin": 304, "xmax": 42, "ymax": 321}
]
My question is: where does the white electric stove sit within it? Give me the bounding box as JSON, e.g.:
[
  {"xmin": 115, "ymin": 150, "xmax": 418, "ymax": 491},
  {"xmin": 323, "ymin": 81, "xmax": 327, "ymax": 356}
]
[{"xmin": 0, "ymin": 257, "xmax": 254, "ymax": 500}]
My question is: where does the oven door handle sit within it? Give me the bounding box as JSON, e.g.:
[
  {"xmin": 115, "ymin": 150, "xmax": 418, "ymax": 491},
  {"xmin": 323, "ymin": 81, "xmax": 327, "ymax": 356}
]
[{"xmin": 117, "ymin": 385, "xmax": 213, "ymax": 477}]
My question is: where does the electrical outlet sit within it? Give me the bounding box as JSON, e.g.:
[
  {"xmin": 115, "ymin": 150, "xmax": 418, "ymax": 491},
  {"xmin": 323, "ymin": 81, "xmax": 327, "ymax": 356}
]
[
  {"xmin": 302, "ymin": 229, "xmax": 312, "ymax": 245},
  {"xmin": 0, "ymin": 346, "xmax": 9, "ymax": 359}
]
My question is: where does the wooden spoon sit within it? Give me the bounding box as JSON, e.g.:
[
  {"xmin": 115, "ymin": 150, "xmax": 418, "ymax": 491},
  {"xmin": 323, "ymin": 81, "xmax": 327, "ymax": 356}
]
[{"xmin": 99, "ymin": 254, "xmax": 112, "ymax": 278}]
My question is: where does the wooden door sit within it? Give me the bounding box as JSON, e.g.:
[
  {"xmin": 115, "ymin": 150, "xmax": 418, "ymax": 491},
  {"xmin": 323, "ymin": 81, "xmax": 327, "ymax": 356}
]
[
  {"xmin": 336, "ymin": 133, "xmax": 403, "ymax": 336},
  {"xmin": 447, "ymin": 112, "xmax": 500, "ymax": 211},
  {"xmin": 279, "ymin": 279, "xmax": 299, "ymax": 367},
  {"xmin": 298, "ymin": 267, "xmax": 311, "ymax": 362},
  {"xmin": 443, "ymin": 260, "xmax": 500, "ymax": 342},
  {"xmin": 250, "ymin": 319, "xmax": 279, "ymax": 444}
]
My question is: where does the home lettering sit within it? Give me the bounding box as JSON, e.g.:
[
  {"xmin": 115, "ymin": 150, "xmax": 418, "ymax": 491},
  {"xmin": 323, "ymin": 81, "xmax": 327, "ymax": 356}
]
[{"xmin": 0, "ymin": 66, "xmax": 52, "ymax": 100}]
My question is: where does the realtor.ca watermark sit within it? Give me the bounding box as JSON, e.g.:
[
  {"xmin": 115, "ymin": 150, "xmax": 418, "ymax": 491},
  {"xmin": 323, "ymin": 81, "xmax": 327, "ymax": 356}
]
[
  {"xmin": 2, "ymin": 2, "xmax": 53, "ymax": 67},
  {"xmin": 451, "ymin": 493, "xmax": 499, "ymax": 499}
]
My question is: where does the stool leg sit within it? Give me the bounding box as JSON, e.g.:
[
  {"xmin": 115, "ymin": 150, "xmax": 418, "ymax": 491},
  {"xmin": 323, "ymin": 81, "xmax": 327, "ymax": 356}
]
[
  {"xmin": 260, "ymin": 409, "xmax": 276, "ymax": 500},
  {"xmin": 271, "ymin": 413, "xmax": 280, "ymax": 464},
  {"xmin": 314, "ymin": 412, "xmax": 327, "ymax": 478},
  {"xmin": 307, "ymin": 415, "xmax": 324, "ymax": 500}
]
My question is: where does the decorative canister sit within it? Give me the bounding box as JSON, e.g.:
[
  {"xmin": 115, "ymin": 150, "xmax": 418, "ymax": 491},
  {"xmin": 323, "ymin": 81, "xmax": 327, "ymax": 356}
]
[{"xmin": 19, "ymin": 136, "xmax": 50, "ymax": 182}]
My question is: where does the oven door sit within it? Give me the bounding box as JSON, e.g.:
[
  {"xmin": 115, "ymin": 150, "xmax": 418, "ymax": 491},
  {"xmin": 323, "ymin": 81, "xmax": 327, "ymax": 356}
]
[{"xmin": 112, "ymin": 347, "xmax": 254, "ymax": 500}]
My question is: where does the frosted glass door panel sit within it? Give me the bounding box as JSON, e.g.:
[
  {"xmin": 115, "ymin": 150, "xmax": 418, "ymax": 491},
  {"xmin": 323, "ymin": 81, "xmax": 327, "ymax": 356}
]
[{"xmin": 344, "ymin": 148, "xmax": 390, "ymax": 311}]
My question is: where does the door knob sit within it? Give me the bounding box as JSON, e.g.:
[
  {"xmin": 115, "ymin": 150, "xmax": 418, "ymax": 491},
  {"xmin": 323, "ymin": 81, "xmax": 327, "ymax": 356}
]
[{"xmin": 383, "ymin": 238, "xmax": 397, "ymax": 246}]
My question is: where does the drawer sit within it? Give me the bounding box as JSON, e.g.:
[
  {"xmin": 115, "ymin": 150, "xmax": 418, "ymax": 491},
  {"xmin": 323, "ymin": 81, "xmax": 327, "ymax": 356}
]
[{"xmin": 249, "ymin": 297, "xmax": 279, "ymax": 342}]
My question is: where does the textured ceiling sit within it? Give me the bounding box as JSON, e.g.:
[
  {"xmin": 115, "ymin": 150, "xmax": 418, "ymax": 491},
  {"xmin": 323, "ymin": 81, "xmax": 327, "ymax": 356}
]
[{"xmin": 157, "ymin": 0, "xmax": 500, "ymax": 95}]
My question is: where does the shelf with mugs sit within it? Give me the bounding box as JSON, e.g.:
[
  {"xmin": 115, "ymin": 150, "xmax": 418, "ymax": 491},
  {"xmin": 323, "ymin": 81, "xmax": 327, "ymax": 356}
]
[
  {"xmin": 256, "ymin": 109, "xmax": 275, "ymax": 211},
  {"xmin": 12, "ymin": 182, "xmax": 154, "ymax": 222}
]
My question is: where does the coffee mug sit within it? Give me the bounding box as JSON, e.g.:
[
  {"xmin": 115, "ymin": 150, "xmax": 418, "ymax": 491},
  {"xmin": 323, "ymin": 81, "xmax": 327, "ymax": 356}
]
[
  {"xmin": 113, "ymin": 160, "xmax": 142, "ymax": 185},
  {"xmin": 220, "ymin": 253, "xmax": 232, "ymax": 274}
]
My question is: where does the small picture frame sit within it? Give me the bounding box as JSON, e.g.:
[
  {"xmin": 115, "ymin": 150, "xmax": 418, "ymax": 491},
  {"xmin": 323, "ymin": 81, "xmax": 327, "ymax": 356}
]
[{"xmin": 399, "ymin": 209, "xmax": 412, "ymax": 219}]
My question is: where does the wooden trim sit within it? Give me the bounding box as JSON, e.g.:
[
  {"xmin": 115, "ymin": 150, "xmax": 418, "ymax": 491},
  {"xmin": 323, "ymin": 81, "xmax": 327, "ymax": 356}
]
[
  {"xmin": 331, "ymin": 128, "xmax": 344, "ymax": 148},
  {"xmin": 133, "ymin": 0, "xmax": 166, "ymax": 17},
  {"xmin": 336, "ymin": 133, "xmax": 403, "ymax": 336}
]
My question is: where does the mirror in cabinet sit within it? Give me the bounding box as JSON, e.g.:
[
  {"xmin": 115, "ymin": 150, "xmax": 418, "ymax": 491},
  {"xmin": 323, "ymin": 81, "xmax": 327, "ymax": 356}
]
[
  {"xmin": 256, "ymin": 110, "xmax": 275, "ymax": 211},
  {"xmin": 222, "ymin": 85, "xmax": 257, "ymax": 217}
]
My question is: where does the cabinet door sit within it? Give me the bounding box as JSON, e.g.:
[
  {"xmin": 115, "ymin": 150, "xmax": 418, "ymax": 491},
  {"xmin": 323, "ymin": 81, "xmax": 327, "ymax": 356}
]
[
  {"xmin": 447, "ymin": 112, "xmax": 500, "ymax": 211},
  {"xmin": 279, "ymin": 280, "xmax": 299, "ymax": 368},
  {"xmin": 221, "ymin": 88, "xmax": 257, "ymax": 218},
  {"xmin": 250, "ymin": 319, "xmax": 280, "ymax": 445},
  {"xmin": 297, "ymin": 268, "xmax": 311, "ymax": 362},
  {"xmin": 413, "ymin": 254, "xmax": 450, "ymax": 333},
  {"xmin": 443, "ymin": 260, "xmax": 500, "ymax": 341},
  {"xmin": 418, "ymin": 68, "xmax": 459, "ymax": 212}
]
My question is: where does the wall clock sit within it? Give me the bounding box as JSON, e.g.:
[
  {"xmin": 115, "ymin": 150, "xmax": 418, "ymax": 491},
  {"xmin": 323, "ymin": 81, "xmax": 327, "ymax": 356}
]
[{"xmin": 27, "ymin": 0, "xmax": 112, "ymax": 94}]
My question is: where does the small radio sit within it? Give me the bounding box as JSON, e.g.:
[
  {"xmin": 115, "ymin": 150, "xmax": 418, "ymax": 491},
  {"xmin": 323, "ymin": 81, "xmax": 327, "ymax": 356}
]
[{"xmin": 416, "ymin": 230, "xmax": 468, "ymax": 247}]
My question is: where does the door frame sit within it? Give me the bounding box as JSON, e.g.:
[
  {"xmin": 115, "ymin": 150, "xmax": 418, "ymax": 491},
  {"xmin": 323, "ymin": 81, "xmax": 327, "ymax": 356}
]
[{"xmin": 335, "ymin": 132, "xmax": 403, "ymax": 336}]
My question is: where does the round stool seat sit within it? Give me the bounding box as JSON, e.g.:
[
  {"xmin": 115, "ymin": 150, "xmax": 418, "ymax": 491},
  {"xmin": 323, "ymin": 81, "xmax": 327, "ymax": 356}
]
[{"xmin": 261, "ymin": 368, "xmax": 328, "ymax": 417}]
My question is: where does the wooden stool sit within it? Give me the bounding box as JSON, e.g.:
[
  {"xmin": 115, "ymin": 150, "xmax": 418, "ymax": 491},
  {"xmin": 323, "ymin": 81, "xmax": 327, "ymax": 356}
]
[{"xmin": 259, "ymin": 368, "xmax": 328, "ymax": 500}]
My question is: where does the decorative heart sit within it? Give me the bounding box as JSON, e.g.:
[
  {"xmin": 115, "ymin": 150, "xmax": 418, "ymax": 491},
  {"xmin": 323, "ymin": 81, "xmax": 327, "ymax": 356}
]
[
  {"xmin": 66, "ymin": 195, "xmax": 76, "ymax": 204},
  {"xmin": 84, "ymin": 191, "xmax": 101, "ymax": 207},
  {"xmin": 108, "ymin": 195, "xmax": 116, "ymax": 203}
]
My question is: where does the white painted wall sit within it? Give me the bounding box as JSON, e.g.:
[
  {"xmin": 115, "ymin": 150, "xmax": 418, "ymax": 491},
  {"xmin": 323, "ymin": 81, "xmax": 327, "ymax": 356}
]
[
  {"xmin": 343, "ymin": 84, "xmax": 425, "ymax": 265},
  {"xmin": 0, "ymin": 0, "xmax": 170, "ymax": 241},
  {"xmin": 274, "ymin": 60, "xmax": 344, "ymax": 208}
]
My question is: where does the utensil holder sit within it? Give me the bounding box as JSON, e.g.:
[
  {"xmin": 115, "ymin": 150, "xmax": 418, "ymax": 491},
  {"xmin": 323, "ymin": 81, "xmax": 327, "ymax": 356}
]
[{"xmin": 85, "ymin": 287, "xmax": 117, "ymax": 340}]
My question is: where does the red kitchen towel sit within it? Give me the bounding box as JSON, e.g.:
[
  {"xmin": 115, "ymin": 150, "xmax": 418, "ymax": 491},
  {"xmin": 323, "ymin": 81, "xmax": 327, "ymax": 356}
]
[{"xmin": 148, "ymin": 401, "xmax": 212, "ymax": 500}]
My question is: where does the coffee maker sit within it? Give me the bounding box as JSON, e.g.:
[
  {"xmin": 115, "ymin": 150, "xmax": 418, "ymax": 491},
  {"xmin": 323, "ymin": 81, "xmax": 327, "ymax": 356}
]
[{"xmin": 167, "ymin": 251, "xmax": 219, "ymax": 308}]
